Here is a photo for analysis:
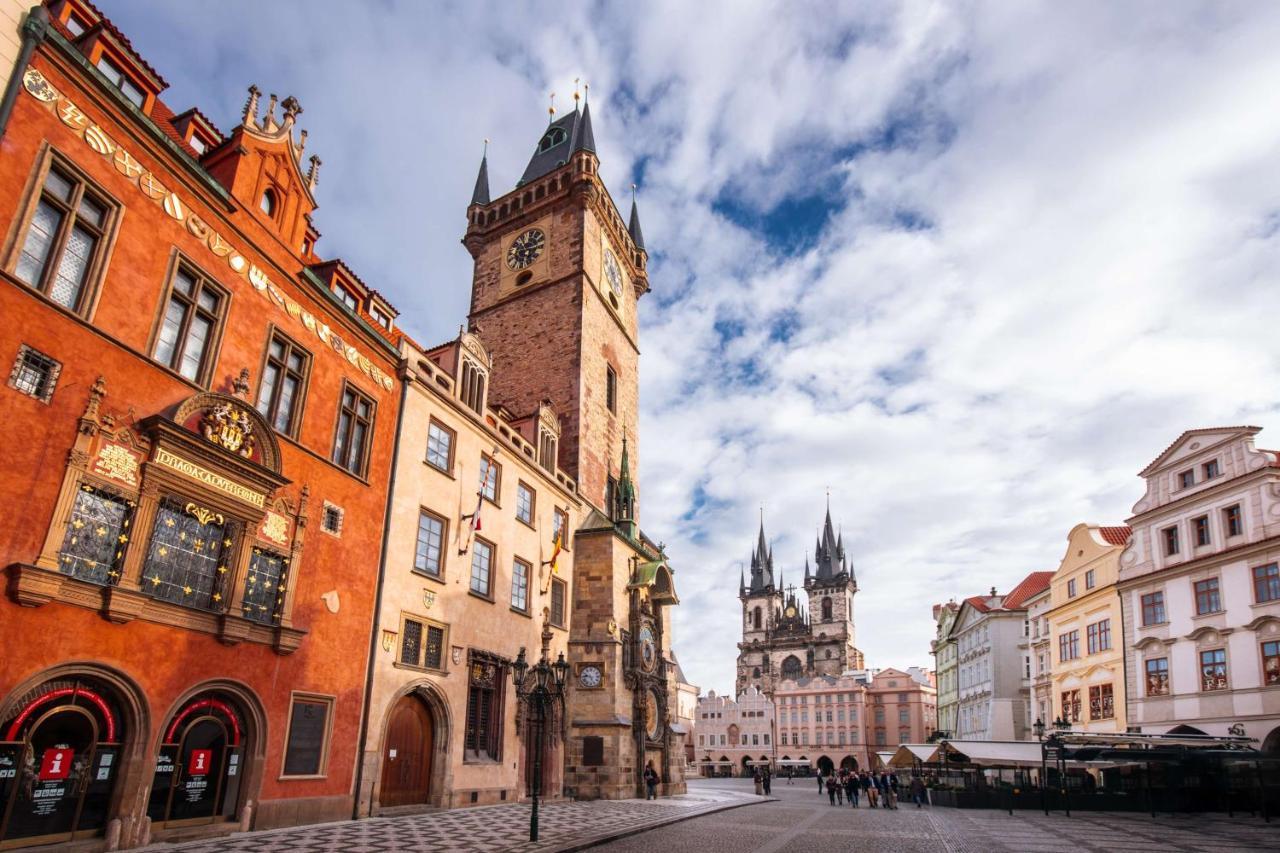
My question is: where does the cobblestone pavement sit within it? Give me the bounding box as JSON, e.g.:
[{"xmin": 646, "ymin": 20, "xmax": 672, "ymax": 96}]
[
  {"xmin": 595, "ymin": 778, "xmax": 1280, "ymax": 852},
  {"xmin": 141, "ymin": 783, "xmax": 764, "ymax": 852}
]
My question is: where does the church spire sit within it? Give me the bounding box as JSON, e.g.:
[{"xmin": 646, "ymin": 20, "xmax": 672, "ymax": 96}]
[
  {"xmin": 615, "ymin": 434, "xmax": 636, "ymax": 526},
  {"xmin": 470, "ymin": 140, "xmax": 490, "ymax": 206},
  {"xmin": 629, "ymin": 188, "xmax": 646, "ymax": 251}
]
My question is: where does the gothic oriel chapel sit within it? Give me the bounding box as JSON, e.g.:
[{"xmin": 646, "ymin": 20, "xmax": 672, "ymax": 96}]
[{"xmin": 736, "ymin": 507, "xmax": 865, "ymax": 697}]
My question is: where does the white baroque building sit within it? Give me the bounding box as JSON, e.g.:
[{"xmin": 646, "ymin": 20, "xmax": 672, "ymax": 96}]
[
  {"xmin": 1118, "ymin": 427, "xmax": 1280, "ymax": 749},
  {"xmin": 952, "ymin": 572, "xmax": 1051, "ymax": 741}
]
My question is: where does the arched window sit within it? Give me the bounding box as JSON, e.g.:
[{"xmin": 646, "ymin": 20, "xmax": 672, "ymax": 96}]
[
  {"xmin": 459, "ymin": 358, "xmax": 487, "ymax": 414},
  {"xmin": 822, "ymin": 597, "xmax": 833, "ymax": 621},
  {"xmin": 752, "ymin": 607, "xmax": 761, "ymax": 630},
  {"xmin": 538, "ymin": 127, "xmax": 567, "ymax": 152},
  {"xmin": 781, "ymin": 655, "xmax": 802, "ymax": 681},
  {"xmin": 259, "ymin": 188, "xmax": 276, "ymax": 216}
]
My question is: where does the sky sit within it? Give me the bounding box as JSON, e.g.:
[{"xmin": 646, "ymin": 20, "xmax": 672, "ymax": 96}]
[{"xmin": 104, "ymin": 0, "xmax": 1280, "ymax": 697}]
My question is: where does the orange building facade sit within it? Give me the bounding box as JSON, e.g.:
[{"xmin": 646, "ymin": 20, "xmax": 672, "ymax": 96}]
[{"xmin": 0, "ymin": 1, "xmax": 403, "ymax": 848}]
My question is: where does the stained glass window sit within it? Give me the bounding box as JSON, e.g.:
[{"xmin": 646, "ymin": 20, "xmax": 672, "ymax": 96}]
[
  {"xmin": 142, "ymin": 500, "xmax": 235, "ymax": 611},
  {"xmin": 58, "ymin": 485, "xmax": 133, "ymax": 585},
  {"xmin": 242, "ymin": 548, "xmax": 287, "ymax": 624},
  {"xmin": 16, "ymin": 165, "xmax": 111, "ymax": 312}
]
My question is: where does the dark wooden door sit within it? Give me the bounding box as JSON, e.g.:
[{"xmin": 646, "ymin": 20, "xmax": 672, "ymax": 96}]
[{"xmin": 379, "ymin": 696, "xmax": 433, "ymax": 807}]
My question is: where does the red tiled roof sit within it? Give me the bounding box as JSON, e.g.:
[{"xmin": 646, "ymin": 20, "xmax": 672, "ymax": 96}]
[
  {"xmin": 1099, "ymin": 526, "xmax": 1132, "ymax": 546},
  {"xmin": 1002, "ymin": 571, "xmax": 1054, "ymax": 610},
  {"xmin": 962, "ymin": 595, "xmax": 990, "ymax": 613}
]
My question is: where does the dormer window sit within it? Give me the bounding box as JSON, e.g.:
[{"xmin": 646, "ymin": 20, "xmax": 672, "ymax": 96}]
[
  {"xmin": 260, "ymin": 188, "xmax": 277, "ymax": 217},
  {"xmin": 368, "ymin": 305, "xmax": 391, "ymax": 330},
  {"xmin": 64, "ymin": 14, "xmax": 88, "ymax": 37},
  {"xmin": 188, "ymin": 135, "xmax": 207, "ymax": 156},
  {"xmin": 331, "ymin": 283, "xmax": 357, "ymax": 312},
  {"xmin": 459, "ymin": 358, "xmax": 487, "ymax": 414},
  {"xmin": 95, "ymin": 56, "xmax": 145, "ymax": 109},
  {"xmin": 538, "ymin": 127, "xmax": 567, "ymax": 152}
]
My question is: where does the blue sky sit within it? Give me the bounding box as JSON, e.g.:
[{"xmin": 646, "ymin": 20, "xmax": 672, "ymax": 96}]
[{"xmin": 104, "ymin": 1, "xmax": 1280, "ymax": 696}]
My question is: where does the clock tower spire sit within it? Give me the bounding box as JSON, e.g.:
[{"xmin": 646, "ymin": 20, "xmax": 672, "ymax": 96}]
[{"xmin": 461, "ymin": 98, "xmax": 648, "ymax": 516}]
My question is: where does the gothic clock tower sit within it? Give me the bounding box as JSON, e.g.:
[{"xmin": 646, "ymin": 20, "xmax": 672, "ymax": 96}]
[{"xmin": 461, "ymin": 97, "xmax": 685, "ymax": 799}]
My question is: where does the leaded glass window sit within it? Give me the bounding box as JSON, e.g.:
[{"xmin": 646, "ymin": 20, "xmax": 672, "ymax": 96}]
[
  {"xmin": 16, "ymin": 164, "xmax": 112, "ymax": 312},
  {"xmin": 401, "ymin": 618, "xmax": 422, "ymax": 666},
  {"xmin": 57, "ymin": 484, "xmax": 133, "ymax": 585},
  {"xmin": 242, "ymin": 548, "xmax": 287, "ymax": 624},
  {"xmin": 142, "ymin": 500, "xmax": 235, "ymax": 610}
]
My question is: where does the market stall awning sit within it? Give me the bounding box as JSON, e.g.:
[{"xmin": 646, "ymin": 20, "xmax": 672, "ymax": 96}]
[
  {"xmin": 941, "ymin": 740, "xmax": 1044, "ymax": 768},
  {"xmin": 873, "ymin": 751, "xmax": 896, "ymax": 769},
  {"xmin": 888, "ymin": 744, "xmax": 939, "ymax": 768}
]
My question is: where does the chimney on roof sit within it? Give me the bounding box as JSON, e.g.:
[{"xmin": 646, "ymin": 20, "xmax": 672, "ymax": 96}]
[{"xmin": 990, "ymin": 586, "xmax": 997, "ymax": 596}]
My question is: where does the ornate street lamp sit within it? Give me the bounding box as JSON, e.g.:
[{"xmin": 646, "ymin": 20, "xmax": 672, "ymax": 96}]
[{"xmin": 512, "ymin": 624, "xmax": 568, "ymax": 842}]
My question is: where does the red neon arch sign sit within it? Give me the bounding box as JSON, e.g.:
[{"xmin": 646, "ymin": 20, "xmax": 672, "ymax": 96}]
[
  {"xmin": 164, "ymin": 697, "xmax": 242, "ymax": 746},
  {"xmin": 4, "ymin": 685, "xmax": 118, "ymax": 742}
]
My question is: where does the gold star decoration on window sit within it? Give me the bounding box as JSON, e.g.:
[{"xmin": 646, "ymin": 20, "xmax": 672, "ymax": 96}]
[
  {"xmin": 182, "ymin": 585, "xmax": 193, "ymax": 596},
  {"xmin": 72, "ymin": 519, "xmax": 85, "ymax": 529},
  {"xmin": 150, "ymin": 575, "xmax": 162, "ymax": 586},
  {"xmin": 95, "ymin": 526, "xmax": 107, "ymax": 537},
  {"xmin": 217, "ymin": 565, "xmax": 227, "ymax": 574},
  {"xmin": 158, "ymin": 546, "xmax": 168, "ymax": 557},
  {"xmin": 212, "ymin": 592, "xmax": 221, "ymax": 602},
  {"xmin": 164, "ymin": 517, "xmax": 175, "ymax": 528},
  {"xmin": 117, "ymin": 534, "xmax": 128, "ymax": 543}
]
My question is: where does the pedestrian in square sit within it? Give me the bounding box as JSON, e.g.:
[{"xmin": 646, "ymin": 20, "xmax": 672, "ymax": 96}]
[
  {"xmin": 817, "ymin": 772, "xmax": 824, "ymax": 794},
  {"xmin": 786, "ymin": 767, "xmax": 793, "ymax": 785},
  {"xmin": 826, "ymin": 774, "xmax": 837, "ymax": 805},
  {"xmin": 882, "ymin": 773, "xmax": 898, "ymax": 810},
  {"xmin": 762, "ymin": 766, "xmax": 772, "ymax": 795},
  {"xmin": 643, "ymin": 761, "xmax": 660, "ymax": 800},
  {"xmin": 835, "ymin": 773, "xmax": 843, "ymax": 805},
  {"xmin": 910, "ymin": 775, "xmax": 926, "ymax": 808},
  {"xmin": 845, "ymin": 772, "xmax": 859, "ymax": 807},
  {"xmin": 865, "ymin": 773, "xmax": 878, "ymax": 808}
]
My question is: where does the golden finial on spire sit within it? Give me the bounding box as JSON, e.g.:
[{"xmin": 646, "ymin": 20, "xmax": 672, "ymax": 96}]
[
  {"xmin": 573, "ymin": 77, "xmax": 581, "ymax": 105},
  {"xmin": 548, "ymin": 92, "xmax": 556, "ymax": 121}
]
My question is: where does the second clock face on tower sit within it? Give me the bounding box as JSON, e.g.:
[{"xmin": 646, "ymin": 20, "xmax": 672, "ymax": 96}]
[
  {"xmin": 639, "ymin": 623, "xmax": 657, "ymax": 672},
  {"xmin": 506, "ymin": 228, "xmax": 545, "ymax": 270},
  {"xmin": 603, "ymin": 248, "xmax": 623, "ymax": 298}
]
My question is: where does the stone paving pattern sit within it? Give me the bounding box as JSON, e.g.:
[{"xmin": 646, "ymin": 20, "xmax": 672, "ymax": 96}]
[
  {"xmin": 602, "ymin": 779, "xmax": 1280, "ymax": 852},
  {"xmin": 138, "ymin": 779, "xmax": 1280, "ymax": 852},
  {"xmin": 141, "ymin": 785, "xmax": 762, "ymax": 852}
]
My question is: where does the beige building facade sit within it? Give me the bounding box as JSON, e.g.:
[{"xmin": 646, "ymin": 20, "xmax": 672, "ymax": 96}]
[
  {"xmin": 359, "ymin": 332, "xmax": 584, "ymax": 814},
  {"xmin": 1048, "ymin": 524, "xmax": 1131, "ymax": 733},
  {"xmin": 694, "ymin": 687, "xmax": 774, "ymax": 776},
  {"xmin": 1118, "ymin": 427, "xmax": 1280, "ymax": 749}
]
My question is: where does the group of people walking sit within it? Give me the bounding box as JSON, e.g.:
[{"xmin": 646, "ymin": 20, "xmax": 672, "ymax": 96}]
[{"xmin": 818, "ymin": 769, "xmax": 928, "ymax": 809}]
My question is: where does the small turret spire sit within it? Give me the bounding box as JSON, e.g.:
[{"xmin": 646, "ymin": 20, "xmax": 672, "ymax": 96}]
[
  {"xmin": 471, "ymin": 139, "xmax": 491, "ymax": 206},
  {"xmin": 629, "ymin": 185, "xmax": 646, "ymax": 251}
]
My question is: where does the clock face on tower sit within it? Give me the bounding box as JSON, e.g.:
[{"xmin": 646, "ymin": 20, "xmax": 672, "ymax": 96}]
[
  {"xmin": 579, "ymin": 665, "xmax": 602, "ymax": 688},
  {"xmin": 644, "ymin": 689, "xmax": 660, "ymax": 739},
  {"xmin": 603, "ymin": 248, "xmax": 623, "ymax": 298},
  {"xmin": 506, "ymin": 228, "xmax": 545, "ymax": 270},
  {"xmin": 639, "ymin": 624, "xmax": 657, "ymax": 672},
  {"xmin": 785, "ymin": 606, "xmax": 797, "ymax": 618}
]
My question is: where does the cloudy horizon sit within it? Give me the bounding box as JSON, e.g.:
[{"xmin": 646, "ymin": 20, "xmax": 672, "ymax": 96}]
[{"xmin": 105, "ymin": 0, "xmax": 1280, "ymax": 697}]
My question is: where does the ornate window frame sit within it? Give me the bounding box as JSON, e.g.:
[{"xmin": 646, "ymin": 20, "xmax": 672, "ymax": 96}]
[{"xmin": 8, "ymin": 379, "xmax": 309, "ymax": 653}]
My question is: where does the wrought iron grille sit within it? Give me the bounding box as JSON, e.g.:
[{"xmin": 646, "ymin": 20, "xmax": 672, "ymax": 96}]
[
  {"xmin": 57, "ymin": 484, "xmax": 133, "ymax": 585},
  {"xmin": 142, "ymin": 499, "xmax": 235, "ymax": 611},
  {"xmin": 242, "ymin": 547, "xmax": 287, "ymax": 624}
]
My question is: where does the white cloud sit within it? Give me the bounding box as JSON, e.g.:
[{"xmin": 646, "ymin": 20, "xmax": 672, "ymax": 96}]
[{"xmin": 109, "ymin": 0, "xmax": 1280, "ymax": 697}]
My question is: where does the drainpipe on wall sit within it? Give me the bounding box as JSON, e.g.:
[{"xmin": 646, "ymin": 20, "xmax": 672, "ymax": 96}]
[
  {"xmin": 0, "ymin": 6, "xmax": 50, "ymax": 141},
  {"xmin": 352, "ymin": 360, "xmax": 410, "ymax": 820}
]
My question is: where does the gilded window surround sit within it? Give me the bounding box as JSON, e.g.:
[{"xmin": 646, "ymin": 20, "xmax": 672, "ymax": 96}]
[{"xmin": 6, "ymin": 376, "xmax": 308, "ymax": 653}]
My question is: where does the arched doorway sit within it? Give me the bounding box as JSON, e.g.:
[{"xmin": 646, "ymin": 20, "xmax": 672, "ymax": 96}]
[
  {"xmin": 816, "ymin": 755, "xmax": 834, "ymax": 775},
  {"xmin": 0, "ymin": 676, "xmax": 128, "ymax": 847},
  {"xmin": 148, "ymin": 691, "xmax": 248, "ymax": 827},
  {"xmin": 381, "ymin": 694, "xmax": 435, "ymax": 807},
  {"xmin": 1167, "ymin": 724, "xmax": 1206, "ymax": 736},
  {"xmin": 1262, "ymin": 726, "xmax": 1280, "ymax": 754},
  {"xmin": 841, "ymin": 755, "xmax": 858, "ymax": 771},
  {"xmin": 740, "ymin": 755, "xmax": 752, "ymax": 776}
]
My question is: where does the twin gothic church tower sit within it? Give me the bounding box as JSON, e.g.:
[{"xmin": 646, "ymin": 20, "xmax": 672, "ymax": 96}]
[
  {"xmin": 736, "ymin": 507, "xmax": 865, "ymax": 697},
  {"xmin": 462, "ymin": 98, "xmax": 685, "ymax": 798}
]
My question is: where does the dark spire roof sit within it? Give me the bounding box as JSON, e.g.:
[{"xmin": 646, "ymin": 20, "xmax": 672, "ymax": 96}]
[
  {"xmin": 470, "ymin": 144, "xmax": 490, "ymax": 206},
  {"xmin": 614, "ymin": 435, "xmax": 637, "ymax": 526},
  {"xmin": 519, "ymin": 102, "xmax": 595, "ymax": 187},
  {"xmin": 746, "ymin": 513, "xmax": 775, "ymax": 593},
  {"xmin": 812, "ymin": 504, "xmax": 853, "ymax": 583},
  {"xmin": 628, "ymin": 194, "xmax": 646, "ymax": 251}
]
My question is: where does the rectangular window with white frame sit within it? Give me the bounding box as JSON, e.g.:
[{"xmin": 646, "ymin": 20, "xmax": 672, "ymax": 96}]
[
  {"xmin": 516, "ymin": 481, "xmax": 534, "ymax": 525},
  {"xmin": 511, "ymin": 557, "xmax": 530, "ymax": 613},
  {"xmin": 426, "ymin": 419, "xmax": 454, "ymax": 473},
  {"xmin": 470, "ymin": 537, "xmax": 493, "ymax": 597},
  {"xmin": 414, "ymin": 510, "xmax": 446, "ymax": 579}
]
